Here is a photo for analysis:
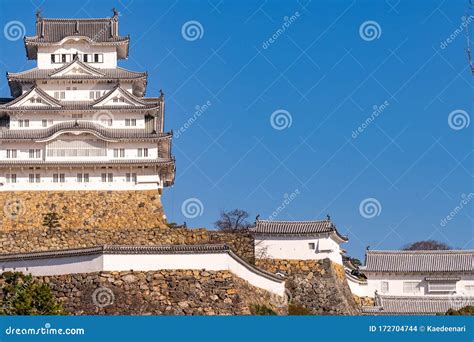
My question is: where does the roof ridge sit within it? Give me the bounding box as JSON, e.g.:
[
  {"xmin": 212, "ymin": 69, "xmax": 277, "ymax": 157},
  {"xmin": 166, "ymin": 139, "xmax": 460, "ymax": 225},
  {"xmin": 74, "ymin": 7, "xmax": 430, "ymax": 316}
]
[
  {"xmin": 256, "ymin": 219, "xmax": 330, "ymax": 223},
  {"xmin": 367, "ymin": 249, "xmax": 474, "ymax": 254}
]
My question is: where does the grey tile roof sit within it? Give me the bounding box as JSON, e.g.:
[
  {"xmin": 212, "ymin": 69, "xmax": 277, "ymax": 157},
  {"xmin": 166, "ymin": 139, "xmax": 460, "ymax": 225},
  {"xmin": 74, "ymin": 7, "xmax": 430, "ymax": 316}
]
[
  {"xmin": 24, "ymin": 14, "xmax": 130, "ymax": 59},
  {"xmin": 250, "ymin": 219, "xmax": 348, "ymax": 241},
  {"xmin": 361, "ymin": 250, "xmax": 474, "ymax": 273},
  {"xmin": 0, "ymin": 121, "xmax": 171, "ymax": 142},
  {"xmin": 8, "ymin": 66, "xmax": 146, "ymax": 81},
  {"xmin": 0, "ymin": 158, "xmax": 175, "ymax": 168},
  {"xmin": 0, "ymin": 85, "xmax": 160, "ymax": 111},
  {"xmin": 362, "ymin": 295, "xmax": 474, "ymax": 315},
  {"xmin": 25, "ymin": 17, "xmax": 128, "ymax": 43}
]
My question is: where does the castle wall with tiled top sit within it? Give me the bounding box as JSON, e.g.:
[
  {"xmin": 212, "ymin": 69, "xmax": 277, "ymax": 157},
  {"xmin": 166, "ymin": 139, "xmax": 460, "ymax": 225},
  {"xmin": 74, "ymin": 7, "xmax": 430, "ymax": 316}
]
[{"xmin": 0, "ymin": 224, "xmax": 255, "ymax": 264}]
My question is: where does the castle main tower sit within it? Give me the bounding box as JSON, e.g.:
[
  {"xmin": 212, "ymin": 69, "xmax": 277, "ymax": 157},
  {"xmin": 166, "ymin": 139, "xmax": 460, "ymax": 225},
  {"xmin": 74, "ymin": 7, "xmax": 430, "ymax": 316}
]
[{"xmin": 0, "ymin": 10, "xmax": 175, "ymax": 230}]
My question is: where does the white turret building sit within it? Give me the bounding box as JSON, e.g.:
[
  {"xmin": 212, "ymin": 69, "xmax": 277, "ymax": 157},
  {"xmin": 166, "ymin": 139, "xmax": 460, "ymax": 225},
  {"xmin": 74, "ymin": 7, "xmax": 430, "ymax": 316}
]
[
  {"xmin": 250, "ymin": 218, "xmax": 348, "ymax": 265},
  {"xmin": 0, "ymin": 10, "xmax": 175, "ymax": 192}
]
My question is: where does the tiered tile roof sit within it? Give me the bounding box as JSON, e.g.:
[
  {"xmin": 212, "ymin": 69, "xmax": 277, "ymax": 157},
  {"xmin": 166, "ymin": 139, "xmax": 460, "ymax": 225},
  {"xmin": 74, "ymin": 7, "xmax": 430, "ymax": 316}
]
[
  {"xmin": 250, "ymin": 219, "xmax": 348, "ymax": 241},
  {"xmin": 361, "ymin": 250, "xmax": 474, "ymax": 273},
  {"xmin": 362, "ymin": 295, "xmax": 474, "ymax": 315}
]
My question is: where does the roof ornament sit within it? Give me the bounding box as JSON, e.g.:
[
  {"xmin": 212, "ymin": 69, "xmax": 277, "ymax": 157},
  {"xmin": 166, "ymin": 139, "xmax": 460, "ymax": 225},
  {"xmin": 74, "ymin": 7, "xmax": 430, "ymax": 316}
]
[
  {"xmin": 255, "ymin": 214, "xmax": 260, "ymax": 222},
  {"xmin": 112, "ymin": 8, "xmax": 119, "ymax": 18},
  {"xmin": 159, "ymin": 89, "xmax": 165, "ymax": 99},
  {"xmin": 74, "ymin": 120, "xmax": 79, "ymax": 127},
  {"xmin": 326, "ymin": 214, "xmax": 331, "ymax": 221},
  {"xmin": 366, "ymin": 245, "xmax": 370, "ymax": 250},
  {"xmin": 35, "ymin": 9, "xmax": 42, "ymax": 21}
]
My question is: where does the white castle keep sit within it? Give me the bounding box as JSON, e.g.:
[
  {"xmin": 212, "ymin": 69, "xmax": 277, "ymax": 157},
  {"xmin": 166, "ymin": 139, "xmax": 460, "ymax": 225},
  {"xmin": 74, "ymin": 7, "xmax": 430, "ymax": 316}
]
[{"xmin": 0, "ymin": 10, "xmax": 175, "ymax": 192}]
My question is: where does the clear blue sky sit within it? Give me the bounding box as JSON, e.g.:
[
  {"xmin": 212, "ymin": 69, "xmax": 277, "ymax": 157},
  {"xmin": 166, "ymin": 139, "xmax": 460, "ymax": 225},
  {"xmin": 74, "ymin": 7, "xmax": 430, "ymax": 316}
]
[{"xmin": 0, "ymin": 0, "xmax": 472, "ymax": 259}]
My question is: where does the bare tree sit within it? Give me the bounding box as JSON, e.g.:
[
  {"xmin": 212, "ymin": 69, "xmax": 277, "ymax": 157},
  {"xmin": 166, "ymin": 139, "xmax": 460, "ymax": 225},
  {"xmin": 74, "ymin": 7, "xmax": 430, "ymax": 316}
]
[
  {"xmin": 402, "ymin": 240, "xmax": 452, "ymax": 250},
  {"xmin": 214, "ymin": 209, "xmax": 251, "ymax": 233}
]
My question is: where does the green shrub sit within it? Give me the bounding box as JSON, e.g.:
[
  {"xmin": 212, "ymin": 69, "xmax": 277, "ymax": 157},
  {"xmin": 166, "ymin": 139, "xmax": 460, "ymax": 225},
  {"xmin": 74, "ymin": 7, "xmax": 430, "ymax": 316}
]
[
  {"xmin": 0, "ymin": 272, "xmax": 63, "ymax": 315},
  {"xmin": 445, "ymin": 306, "xmax": 474, "ymax": 316},
  {"xmin": 252, "ymin": 304, "xmax": 277, "ymax": 315},
  {"xmin": 288, "ymin": 303, "xmax": 312, "ymax": 315}
]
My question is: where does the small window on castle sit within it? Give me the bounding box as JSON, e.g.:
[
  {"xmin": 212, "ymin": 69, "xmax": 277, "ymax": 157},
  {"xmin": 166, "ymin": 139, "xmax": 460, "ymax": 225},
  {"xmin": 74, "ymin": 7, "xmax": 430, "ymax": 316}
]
[
  {"xmin": 29, "ymin": 174, "xmax": 35, "ymax": 183},
  {"xmin": 101, "ymin": 173, "xmax": 107, "ymax": 182},
  {"xmin": 84, "ymin": 173, "xmax": 89, "ymax": 182},
  {"xmin": 95, "ymin": 91, "xmax": 101, "ymax": 99},
  {"xmin": 308, "ymin": 243, "xmax": 315, "ymax": 250},
  {"xmin": 59, "ymin": 174, "xmax": 65, "ymax": 183},
  {"xmin": 381, "ymin": 281, "xmax": 389, "ymax": 293},
  {"xmin": 35, "ymin": 174, "xmax": 40, "ymax": 183},
  {"xmin": 51, "ymin": 54, "xmax": 61, "ymax": 63},
  {"xmin": 77, "ymin": 173, "xmax": 83, "ymax": 183},
  {"xmin": 53, "ymin": 174, "xmax": 59, "ymax": 183},
  {"xmin": 94, "ymin": 54, "xmax": 103, "ymax": 63},
  {"xmin": 6, "ymin": 149, "xmax": 17, "ymax": 158},
  {"xmin": 60, "ymin": 92, "xmax": 65, "ymax": 99},
  {"xmin": 6, "ymin": 174, "xmax": 17, "ymax": 183},
  {"xmin": 89, "ymin": 91, "xmax": 94, "ymax": 99}
]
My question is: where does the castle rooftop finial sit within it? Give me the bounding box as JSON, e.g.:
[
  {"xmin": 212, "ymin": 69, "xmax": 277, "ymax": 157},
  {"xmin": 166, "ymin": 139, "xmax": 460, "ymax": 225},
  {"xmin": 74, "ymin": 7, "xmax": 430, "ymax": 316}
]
[
  {"xmin": 326, "ymin": 214, "xmax": 331, "ymax": 221},
  {"xmin": 112, "ymin": 7, "xmax": 119, "ymax": 18},
  {"xmin": 36, "ymin": 9, "xmax": 42, "ymax": 21}
]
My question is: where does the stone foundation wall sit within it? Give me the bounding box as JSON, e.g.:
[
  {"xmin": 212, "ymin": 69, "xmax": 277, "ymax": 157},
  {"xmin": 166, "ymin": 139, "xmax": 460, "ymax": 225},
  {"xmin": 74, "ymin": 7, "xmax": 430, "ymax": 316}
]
[
  {"xmin": 36, "ymin": 270, "xmax": 283, "ymax": 315},
  {"xmin": 0, "ymin": 190, "xmax": 166, "ymax": 230},
  {"xmin": 0, "ymin": 226, "xmax": 255, "ymax": 263},
  {"xmin": 256, "ymin": 259, "xmax": 360, "ymax": 315}
]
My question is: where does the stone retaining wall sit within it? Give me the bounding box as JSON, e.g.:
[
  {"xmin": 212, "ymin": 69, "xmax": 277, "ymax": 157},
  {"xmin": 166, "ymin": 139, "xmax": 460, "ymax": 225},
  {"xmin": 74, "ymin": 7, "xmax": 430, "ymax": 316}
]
[
  {"xmin": 36, "ymin": 270, "xmax": 283, "ymax": 315},
  {"xmin": 0, "ymin": 226, "xmax": 255, "ymax": 264},
  {"xmin": 256, "ymin": 258, "xmax": 360, "ymax": 315},
  {"xmin": 0, "ymin": 190, "xmax": 166, "ymax": 230}
]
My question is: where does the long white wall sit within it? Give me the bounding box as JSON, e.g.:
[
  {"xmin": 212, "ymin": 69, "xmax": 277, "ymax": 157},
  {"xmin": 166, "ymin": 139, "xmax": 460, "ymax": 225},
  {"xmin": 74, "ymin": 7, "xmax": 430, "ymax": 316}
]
[
  {"xmin": 347, "ymin": 273, "xmax": 474, "ymax": 298},
  {"xmin": 0, "ymin": 251, "xmax": 285, "ymax": 297},
  {"xmin": 255, "ymin": 235, "xmax": 344, "ymax": 265}
]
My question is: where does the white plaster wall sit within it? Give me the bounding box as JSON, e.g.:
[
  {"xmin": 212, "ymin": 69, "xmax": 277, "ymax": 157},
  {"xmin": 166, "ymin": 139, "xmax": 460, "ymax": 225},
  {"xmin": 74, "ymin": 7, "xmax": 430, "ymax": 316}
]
[
  {"xmin": 0, "ymin": 139, "xmax": 158, "ymax": 161},
  {"xmin": 37, "ymin": 43, "xmax": 117, "ymax": 69},
  {"xmin": 9, "ymin": 114, "xmax": 146, "ymax": 130},
  {"xmin": 0, "ymin": 255, "xmax": 103, "ymax": 276},
  {"xmin": 346, "ymin": 275, "xmax": 372, "ymax": 297},
  {"xmin": 103, "ymin": 253, "xmax": 286, "ymax": 297},
  {"xmin": 362, "ymin": 273, "xmax": 474, "ymax": 297},
  {"xmin": 255, "ymin": 235, "xmax": 344, "ymax": 265},
  {"xmin": 34, "ymin": 82, "xmax": 134, "ymax": 101},
  {"xmin": 0, "ymin": 252, "xmax": 286, "ymax": 297},
  {"xmin": 0, "ymin": 166, "xmax": 162, "ymax": 191}
]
